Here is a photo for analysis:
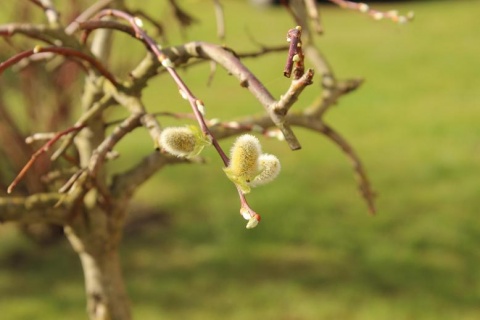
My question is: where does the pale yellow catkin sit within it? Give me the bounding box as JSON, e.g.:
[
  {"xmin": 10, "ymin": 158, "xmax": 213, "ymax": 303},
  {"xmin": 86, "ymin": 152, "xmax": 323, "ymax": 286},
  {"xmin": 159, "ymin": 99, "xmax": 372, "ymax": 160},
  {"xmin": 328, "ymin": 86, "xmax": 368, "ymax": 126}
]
[
  {"xmin": 249, "ymin": 153, "xmax": 281, "ymax": 187},
  {"xmin": 159, "ymin": 127, "xmax": 196, "ymax": 158},
  {"xmin": 227, "ymin": 134, "xmax": 261, "ymax": 180}
]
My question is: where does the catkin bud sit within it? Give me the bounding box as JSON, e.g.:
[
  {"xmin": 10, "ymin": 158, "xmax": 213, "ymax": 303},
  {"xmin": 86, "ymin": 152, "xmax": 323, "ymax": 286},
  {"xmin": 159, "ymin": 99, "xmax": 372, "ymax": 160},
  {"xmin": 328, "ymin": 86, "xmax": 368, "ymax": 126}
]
[
  {"xmin": 249, "ymin": 154, "xmax": 281, "ymax": 187},
  {"xmin": 246, "ymin": 214, "xmax": 260, "ymax": 229},
  {"xmin": 159, "ymin": 126, "xmax": 210, "ymax": 158},
  {"xmin": 223, "ymin": 134, "xmax": 262, "ymax": 194}
]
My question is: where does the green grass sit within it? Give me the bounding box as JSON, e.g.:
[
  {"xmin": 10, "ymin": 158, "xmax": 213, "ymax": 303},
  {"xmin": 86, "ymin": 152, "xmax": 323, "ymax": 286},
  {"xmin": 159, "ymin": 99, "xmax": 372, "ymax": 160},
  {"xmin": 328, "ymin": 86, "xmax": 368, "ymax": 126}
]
[{"xmin": 1, "ymin": 0, "xmax": 480, "ymax": 319}]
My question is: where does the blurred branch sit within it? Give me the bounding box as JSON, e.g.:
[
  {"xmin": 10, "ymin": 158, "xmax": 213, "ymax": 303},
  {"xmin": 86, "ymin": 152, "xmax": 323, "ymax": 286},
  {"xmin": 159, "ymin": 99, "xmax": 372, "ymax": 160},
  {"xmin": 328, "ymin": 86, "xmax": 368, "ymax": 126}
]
[
  {"xmin": 65, "ymin": 0, "xmax": 113, "ymax": 35},
  {"xmin": 28, "ymin": 0, "xmax": 61, "ymax": 27},
  {"xmin": 88, "ymin": 113, "xmax": 142, "ymax": 178},
  {"xmin": 0, "ymin": 23, "xmax": 60, "ymax": 44},
  {"xmin": 327, "ymin": 0, "xmax": 414, "ymax": 24},
  {"xmin": 0, "ymin": 192, "xmax": 67, "ymax": 224},
  {"xmin": 0, "ymin": 46, "xmax": 119, "ymax": 86},
  {"xmin": 305, "ymin": 0, "xmax": 322, "ymax": 34},
  {"xmin": 168, "ymin": 0, "xmax": 198, "ymax": 28},
  {"xmin": 212, "ymin": 0, "xmax": 225, "ymax": 42},
  {"xmin": 7, "ymin": 125, "xmax": 85, "ymax": 194}
]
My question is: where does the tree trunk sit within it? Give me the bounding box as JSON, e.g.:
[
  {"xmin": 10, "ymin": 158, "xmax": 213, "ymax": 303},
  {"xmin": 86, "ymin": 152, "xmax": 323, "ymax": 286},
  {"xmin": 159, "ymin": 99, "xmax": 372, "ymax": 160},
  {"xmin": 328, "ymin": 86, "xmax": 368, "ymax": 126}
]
[
  {"xmin": 64, "ymin": 202, "xmax": 131, "ymax": 320},
  {"xmin": 78, "ymin": 248, "xmax": 130, "ymax": 320}
]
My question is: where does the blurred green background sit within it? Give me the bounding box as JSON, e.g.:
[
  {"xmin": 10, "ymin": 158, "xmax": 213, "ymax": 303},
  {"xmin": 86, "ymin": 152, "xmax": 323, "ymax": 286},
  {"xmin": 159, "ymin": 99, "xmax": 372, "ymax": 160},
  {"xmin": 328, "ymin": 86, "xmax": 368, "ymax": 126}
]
[{"xmin": 1, "ymin": 0, "xmax": 480, "ymax": 319}]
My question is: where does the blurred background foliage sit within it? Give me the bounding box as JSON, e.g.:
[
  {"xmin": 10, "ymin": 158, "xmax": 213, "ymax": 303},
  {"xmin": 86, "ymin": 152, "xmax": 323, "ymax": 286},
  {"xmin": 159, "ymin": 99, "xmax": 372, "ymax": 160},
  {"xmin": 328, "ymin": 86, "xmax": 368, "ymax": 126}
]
[{"xmin": 0, "ymin": 0, "xmax": 479, "ymax": 319}]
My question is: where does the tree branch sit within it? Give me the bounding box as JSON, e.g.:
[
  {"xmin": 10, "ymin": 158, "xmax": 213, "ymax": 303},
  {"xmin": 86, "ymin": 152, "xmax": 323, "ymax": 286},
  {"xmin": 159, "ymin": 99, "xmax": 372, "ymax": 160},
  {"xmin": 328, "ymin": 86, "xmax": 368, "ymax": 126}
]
[{"xmin": 0, "ymin": 193, "xmax": 67, "ymax": 224}]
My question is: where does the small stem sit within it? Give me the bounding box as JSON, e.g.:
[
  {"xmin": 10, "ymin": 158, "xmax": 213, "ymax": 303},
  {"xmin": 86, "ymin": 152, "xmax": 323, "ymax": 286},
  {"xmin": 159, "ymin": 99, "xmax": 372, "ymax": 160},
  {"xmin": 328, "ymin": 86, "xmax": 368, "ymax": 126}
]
[{"xmin": 7, "ymin": 125, "xmax": 85, "ymax": 194}]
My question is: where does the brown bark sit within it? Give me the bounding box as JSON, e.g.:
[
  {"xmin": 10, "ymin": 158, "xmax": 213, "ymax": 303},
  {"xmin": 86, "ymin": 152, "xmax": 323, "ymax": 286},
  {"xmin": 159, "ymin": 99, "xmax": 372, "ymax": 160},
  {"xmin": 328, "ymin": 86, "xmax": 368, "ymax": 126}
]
[{"xmin": 64, "ymin": 201, "xmax": 130, "ymax": 320}]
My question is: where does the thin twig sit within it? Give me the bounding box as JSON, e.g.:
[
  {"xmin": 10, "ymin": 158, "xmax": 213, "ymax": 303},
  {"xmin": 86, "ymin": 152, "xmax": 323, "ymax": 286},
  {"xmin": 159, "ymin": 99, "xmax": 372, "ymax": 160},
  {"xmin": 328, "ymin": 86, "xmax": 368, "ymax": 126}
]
[
  {"xmin": 212, "ymin": 0, "xmax": 225, "ymax": 42},
  {"xmin": 327, "ymin": 0, "xmax": 414, "ymax": 24},
  {"xmin": 275, "ymin": 68, "xmax": 314, "ymax": 115},
  {"xmin": 88, "ymin": 113, "xmax": 142, "ymax": 177},
  {"xmin": 65, "ymin": 0, "xmax": 113, "ymax": 35},
  {"xmin": 7, "ymin": 125, "xmax": 85, "ymax": 194},
  {"xmin": 29, "ymin": 0, "xmax": 61, "ymax": 27},
  {"xmin": 305, "ymin": 0, "xmax": 322, "ymax": 34},
  {"xmin": 0, "ymin": 46, "xmax": 119, "ymax": 86}
]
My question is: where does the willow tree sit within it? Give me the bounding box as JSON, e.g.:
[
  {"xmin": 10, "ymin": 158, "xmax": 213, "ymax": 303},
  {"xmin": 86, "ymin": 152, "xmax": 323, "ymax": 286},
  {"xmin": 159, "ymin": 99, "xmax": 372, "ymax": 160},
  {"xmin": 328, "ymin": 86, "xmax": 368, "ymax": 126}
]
[{"xmin": 0, "ymin": 1, "xmax": 412, "ymax": 319}]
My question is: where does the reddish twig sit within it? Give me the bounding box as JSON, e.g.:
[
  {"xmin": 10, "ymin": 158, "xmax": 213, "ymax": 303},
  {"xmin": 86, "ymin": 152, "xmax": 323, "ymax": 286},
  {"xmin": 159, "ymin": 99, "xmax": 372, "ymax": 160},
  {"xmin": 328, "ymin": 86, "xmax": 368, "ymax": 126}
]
[
  {"xmin": 0, "ymin": 46, "xmax": 119, "ymax": 86},
  {"xmin": 284, "ymin": 26, "xmax": 304, "ymax": 80},
  {"xmin": 7, "ymin": 125, "xmax": 85, "ymax": 194},
  {"xmin": 327, "ymin": 0, "xmax": 414, "ymax": 23},
  {"xmin": 128, "ymin": 9, "xmax": 167, "ymax": 43}
]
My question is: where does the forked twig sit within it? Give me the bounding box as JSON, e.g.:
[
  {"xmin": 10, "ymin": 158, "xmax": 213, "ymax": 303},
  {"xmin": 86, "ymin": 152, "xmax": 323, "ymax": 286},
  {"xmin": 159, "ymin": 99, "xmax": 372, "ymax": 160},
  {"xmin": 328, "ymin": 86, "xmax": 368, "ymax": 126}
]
[{"xmin": 7, "ymin": 125, "xmax": 85, "ymax": 194}]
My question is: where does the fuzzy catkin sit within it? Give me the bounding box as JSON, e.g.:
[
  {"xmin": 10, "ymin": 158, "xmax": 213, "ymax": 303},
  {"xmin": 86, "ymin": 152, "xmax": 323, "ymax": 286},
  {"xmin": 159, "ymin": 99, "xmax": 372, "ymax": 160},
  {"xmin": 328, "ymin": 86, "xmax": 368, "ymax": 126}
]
[
  {"xmin": 227, "ymin": 134, "xmax": 262, "ymax": 180},
  {"xmin": 159, "ymin": 127, "xmax": 196, "ymax": 158},
  {"xmin": 249, "ymin": 153, "xmax": 281, "ymax": 187}
]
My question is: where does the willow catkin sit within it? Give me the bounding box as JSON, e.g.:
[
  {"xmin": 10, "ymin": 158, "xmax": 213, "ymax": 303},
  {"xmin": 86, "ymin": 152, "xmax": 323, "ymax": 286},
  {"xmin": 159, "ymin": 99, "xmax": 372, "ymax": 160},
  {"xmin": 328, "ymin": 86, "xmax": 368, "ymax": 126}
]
[
  {"xmin": 159, "ymin": 126, "xmax": 197, "ymax": 158},
  {"xmin": 223, "ymin": 134, "xmax": 262, "ymax": 193},
  {"xmin": 227, "ymin": 134, "xmax": 261, "ymax": 179},
  {"xmin": 249, "ymin": 153, "xmax": 281, "ymax": 187}
]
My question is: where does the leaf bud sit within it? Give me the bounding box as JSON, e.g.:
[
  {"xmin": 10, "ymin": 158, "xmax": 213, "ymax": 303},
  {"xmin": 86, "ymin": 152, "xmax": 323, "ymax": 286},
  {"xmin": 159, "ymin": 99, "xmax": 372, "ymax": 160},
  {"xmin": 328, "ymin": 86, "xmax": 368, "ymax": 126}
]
[{"xmin": 246, "ymin": 214, "xmax": 261, "ymax": 229}]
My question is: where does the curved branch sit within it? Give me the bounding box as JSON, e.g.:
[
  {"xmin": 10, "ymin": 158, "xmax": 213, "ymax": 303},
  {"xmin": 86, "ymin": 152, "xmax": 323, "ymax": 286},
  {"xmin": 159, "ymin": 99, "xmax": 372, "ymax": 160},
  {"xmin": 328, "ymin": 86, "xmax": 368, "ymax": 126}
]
[
  {"xmin": 0, "ymin": 23, "xmax": 60, "ymax": 44},
  {"xmin": 0, "ymin": 46, "xmax": 119, "ymax": 87},
  {"xmin": 65, "ymin": 0, "xmax": 113, "ymax": 35},
  {"xmin": 7, "ymin": 125, "xmax": 85, "ymax": 194},
  {"xmin": 29, "ymin": 0, "xmax": 61, "ymax": 27}
]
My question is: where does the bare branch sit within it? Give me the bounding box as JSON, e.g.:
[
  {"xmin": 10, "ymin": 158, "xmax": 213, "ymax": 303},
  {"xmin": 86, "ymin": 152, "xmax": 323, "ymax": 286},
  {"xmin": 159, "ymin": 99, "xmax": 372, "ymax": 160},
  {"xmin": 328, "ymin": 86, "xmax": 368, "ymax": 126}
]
[
  {"xmin": 51, "ymin": 93, "xmax": 114, "ymax": 161},
  {"xmin": 0, "ymin": 192, "xmax": 67, "ymax": 224},
  {"xmin": 88, "ymin": 113, "xmax": 142, "ymax": 178},
  {"xmin": 173, "ymin": 42, "xmax": 303, "ymax": 150},
  {"xmin": 168, "ymin": 0, "xmax": 198, "ymax": 28},
  {"xmin": 212, "ymin": 0, "xmax": 225, "ymax": 42},
  {"xmin": 0, "ymin": 46, "xmax": 119, "ymax": 87},
  {"xmin": 327, "ymin": 0, "xmax": 414, "ymax": 24},
  {"xmin": 28, "ymin": 0, "xmax": 61, "ymax": 27},
  {"xmin": 65, "ymin": 0, "xmax": 114, "ymax": 35},
  {"xmin": 275, "ymin": 68, "xmax": 314, "ymax": 115},
  {"xmin": 7, "ymin": 125, "xmax": 85, "ymax": 194},
  {"xmin": 305, "ymin": 0, "xmax": 322, "ymax": 34},
  {"xmin": 128, "ymin": 9, "xmax": 167, "ymax": 43},
  {"xmin": 0, "ymin": 23, "xmax": 60, "ymax": 44}
]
